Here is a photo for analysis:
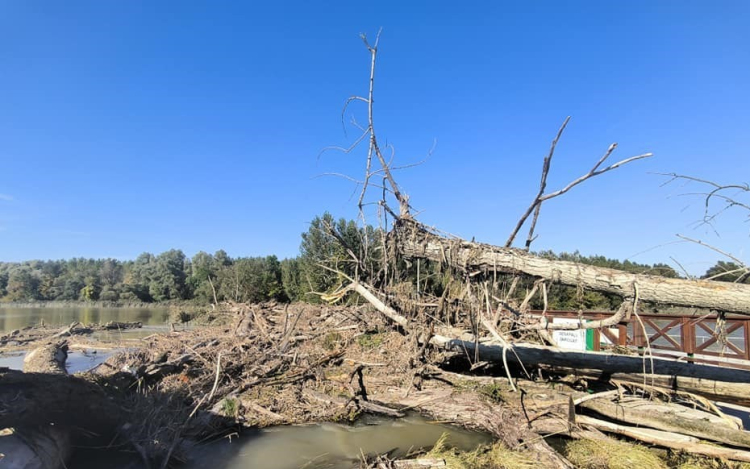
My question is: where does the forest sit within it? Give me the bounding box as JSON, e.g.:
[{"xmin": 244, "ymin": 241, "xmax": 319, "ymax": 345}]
[{"xmin": 0, "ymin": 212, "xmax": 741, "ymax": 310}]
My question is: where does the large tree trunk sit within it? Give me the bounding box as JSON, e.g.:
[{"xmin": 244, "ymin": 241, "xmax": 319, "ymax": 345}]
[
  {"xmin": 544, "ymin": 366, "xmax": 750, "ymax": 408},
  {"xmin": 393, "ymin": 219, "xmax": 750, "ymax": 315},
  {"xmin": 429, "ymin": 335, "xmax": 750, "ymax": 383}
]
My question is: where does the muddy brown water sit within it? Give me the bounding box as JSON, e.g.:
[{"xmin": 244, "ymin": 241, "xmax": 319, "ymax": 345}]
[
  {"xmin": 71, "ymin": 414, "xmax": 491, "ymax": 469},
  {"xmin": 186, "ymin": 415, "xmax": 491, "ymax": 469}
]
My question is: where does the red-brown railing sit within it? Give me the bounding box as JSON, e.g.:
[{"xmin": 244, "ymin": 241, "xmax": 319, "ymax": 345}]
[{"xmin": 529, "ymin": 310, "xmax": 750, "ymax": 370}]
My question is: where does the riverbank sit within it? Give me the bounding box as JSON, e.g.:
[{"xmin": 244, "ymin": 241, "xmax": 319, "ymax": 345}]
[{"xmin": 5, "ymin": 302, "xmax": 750, "ymax": 469}]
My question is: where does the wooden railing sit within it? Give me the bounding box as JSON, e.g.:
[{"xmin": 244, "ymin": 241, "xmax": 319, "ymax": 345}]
[{"xmin": 529, "ymin": 310, "xmax": 750, "ymax": 370}]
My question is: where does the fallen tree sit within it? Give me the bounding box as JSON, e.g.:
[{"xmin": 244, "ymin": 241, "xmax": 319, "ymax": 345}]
[
  {"xmin": 392, "ymin": 218, "xmax": 750, "ymax": 315},
  {"xmin": 543, "ymin": 366, "xmax": 750, "ymax": 408},
  {"xmin": 317, "ymin": 31, "xmax": 750, "ymax": 465},
  {"xmin": 429, "ymin": 334, "xmax": 750, "ymax": 383}
]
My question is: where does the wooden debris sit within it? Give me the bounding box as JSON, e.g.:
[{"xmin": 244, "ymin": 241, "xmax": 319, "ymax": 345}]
[{"xmin": 577, "ymin": 415, "xmax": 750, "ymax": 462}]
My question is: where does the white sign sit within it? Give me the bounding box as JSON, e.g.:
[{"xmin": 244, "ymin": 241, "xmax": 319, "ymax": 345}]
[{"xmin": 551, "ymin": 318, "xmax": 587, "ymax": 351}]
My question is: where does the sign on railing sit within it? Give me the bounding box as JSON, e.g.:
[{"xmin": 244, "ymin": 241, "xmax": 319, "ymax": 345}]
[{"xmin": 530, "ymin": 310, "xmax": 750, "ymax": 370}]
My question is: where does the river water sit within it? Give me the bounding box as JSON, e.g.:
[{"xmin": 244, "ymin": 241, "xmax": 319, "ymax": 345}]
[
  {"xmin": 0, "ymin": 306, "xmax": 171, "ymax": 334},
  {"xmin": 184, "ymin": 415, "xmax": 491, "ymax": 469},
  {"xmin": 0, "ymin": 306, "xmax": 171, "ymax": 371},
  {"xmin": 72, "ymin": 414, "xmax": 491, "ymax": 469}
]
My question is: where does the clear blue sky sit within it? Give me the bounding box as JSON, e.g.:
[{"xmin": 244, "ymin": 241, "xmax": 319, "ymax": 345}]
[{"xmin": 1, "ymin": 1, "xmax": 748, "ymax": 275}]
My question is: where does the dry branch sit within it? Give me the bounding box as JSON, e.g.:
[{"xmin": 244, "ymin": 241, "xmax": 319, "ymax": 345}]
[{"xmin": 506, "ymin": 120, "xmax": 652, "ymax": 248}]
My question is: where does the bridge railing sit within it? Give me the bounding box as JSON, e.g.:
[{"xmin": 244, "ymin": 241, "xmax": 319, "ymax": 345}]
[{"xmin": 528, "ymin": 310, "xmax": 750, "ymax": 370}]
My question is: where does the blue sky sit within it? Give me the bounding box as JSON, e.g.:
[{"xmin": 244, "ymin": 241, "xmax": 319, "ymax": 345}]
[{"xmin": 1, "ymin": 1, "xmax": 748, "ymax": 275}]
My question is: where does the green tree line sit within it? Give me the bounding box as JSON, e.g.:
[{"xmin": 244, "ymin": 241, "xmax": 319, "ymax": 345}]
[{"xmin": 0, "ymin": 212, "xmax": 740, "ymax": 308}]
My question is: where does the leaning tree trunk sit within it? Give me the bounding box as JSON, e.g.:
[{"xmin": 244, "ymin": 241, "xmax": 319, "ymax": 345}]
[{"xmin": 392, "ymin": 219, "xmax": 750, "ymax": 315}]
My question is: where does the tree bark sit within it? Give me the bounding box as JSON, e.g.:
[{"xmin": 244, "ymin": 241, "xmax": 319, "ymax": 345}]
[
  {"xmin": 394, "ymin": 219, "xmax": 750, "ymax": 315},
  {"xmin": 580, "ymin": 397, "xmax": 750, "ymax": 448},
  {"xmin": 429, "ymin": 335, "xmax": 750, "ymax": 383},
  {"xmin": 544, "ymin": 366, "xmax": 750, "ymax": 408}
]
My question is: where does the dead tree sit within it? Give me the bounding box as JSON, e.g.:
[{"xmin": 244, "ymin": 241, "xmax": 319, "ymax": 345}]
[{"xmin": 321, "ymin": 32, "xmax": 750, "ymax": 411}]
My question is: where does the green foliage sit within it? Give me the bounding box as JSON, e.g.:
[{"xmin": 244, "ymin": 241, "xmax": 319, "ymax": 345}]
[
  {"xmin": 297, "ymin": 212, "xmax": 381, "ymax": 303},
  {"xmin": 0, "ymin": 249, "xmax": 285, "ymax": 305},
  {"xmin": 703, "ymin": 261, "xmax": 749, "ymax": 283},
  {"xmin": 0, "ymin": 213, "xmax": 695, "ymax": 312},
  {"xmin": 280, "ymin": 258, "xmax": 302, "ymax": 302},
  {"xmin": 357, "ymin": 332, "xmax": 384, "ymax": 350},
  {"xmin": 220, "ymin": 397, "xmax": 239, "ymax": 418},
  {"xmin": 322, "ymin": 331, "xmax": 343, "ymax": 351},
  {"xmin": 478, "ymin": 382, "xmax": 507, "ymax": 403}
]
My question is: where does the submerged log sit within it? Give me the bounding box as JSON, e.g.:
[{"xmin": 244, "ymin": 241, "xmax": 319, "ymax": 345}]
[
  {"xmin": 390, "ymin": 459, "xmax": 447, "ymax": 468},
  {"xmin": 394, "ymin": 219, "xmax": 750, "ymax": 315}
]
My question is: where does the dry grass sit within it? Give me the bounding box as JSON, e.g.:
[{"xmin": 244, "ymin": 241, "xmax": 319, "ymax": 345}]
[
  {"xmin": 564, "ymin": 438, "xmax": 666, "ymax": 469},
  {"xmin": 425, "ymin": 433, "xmax": 536, "ymax": 469}
]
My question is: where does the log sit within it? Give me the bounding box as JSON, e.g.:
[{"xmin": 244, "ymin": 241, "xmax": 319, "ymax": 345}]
[
  {"xmin": 545, "ymin": 366, "xmax": 750, "ymax": 408},
  {"xmin": 577, "ymin": 415, "xmax": 750, "ymax": 463},
  {"xmin": 390, "ymin": 459, "xmax": 447, "ymax": 468},
  {"xmin": 23, "ymin": 342, "xmax": 68, "ymax": 374},
  {"xmin": 102, "ymin": 321, "xmax": 142, "ymax": 330},
  {"xmin": 430, "ymin": 335, "xmax": 750, "ymax": 383},
  {"xmin": 579, "ymin": 397, "xmax": 750, "ymax": 449},
  {"xmin": 394, "ymin": 219, "xmax": 750, "ymax": 315},
  {"xmin": 139, "ymin": 353, "xmax": 194, "ymax": 380}
]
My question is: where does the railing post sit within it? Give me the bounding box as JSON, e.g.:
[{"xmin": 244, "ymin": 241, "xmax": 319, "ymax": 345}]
[
  {"xmin": 633, "ymin": 319, "xmax": 646, "ymax": 353},
  {"xmin": 593, "ymin": 328, "xmax": 601, "ymax": 351},
  {"xmin": 681, "ymin": 317, "xmax": 695, "ymax": 364},
  {"xmin": 617, "ymin": 324, "xmax": 627, "ymax": 346},
  {"xmin": 744, "ymin": 320, "xmax": 750, "ymax": 361}
]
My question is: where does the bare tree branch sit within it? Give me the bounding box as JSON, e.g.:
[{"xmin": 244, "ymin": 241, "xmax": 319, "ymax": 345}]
[
  {"xmin": 677, "ymin": 234, "xmax": 747, "ymax": 268},
  {"xmin": 658, "ymin": 172, "xmax": 750, "ymax": 228},
  {"xmin": 507, "ymin": 117, "xmax": 570, "ymax": 248},
  {"xmin": 506, "ymin": 118, "xmax": 652, "ymax": 248}
]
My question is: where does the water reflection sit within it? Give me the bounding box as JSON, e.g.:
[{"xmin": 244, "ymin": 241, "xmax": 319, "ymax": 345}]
[
  {"xmin": 0, "ymin": 307, "xmax": 171, "ymax": 333},
  {"xmin": 0, "ymin": 349, "xmax": 113, "ymax": 374},
  {"xmin": 185, "ymin": 414, "xmax": 491, "ymax": 469}
]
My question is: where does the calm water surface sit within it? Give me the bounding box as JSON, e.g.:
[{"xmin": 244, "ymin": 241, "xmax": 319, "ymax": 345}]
[
  {"xmin": 0, "ymin": 306, "xmax": 171, "ymax": 333},
  {"xmin": 184, "ymin": 414, "xmax": 491, "ymax": 469},
  {"xmin": 0, "ymin": 348, "xmax": 113, "ymax": 374},
  {"xmin": 72, "ymin": 414, "xmax": 491, "ymax": 469}
]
